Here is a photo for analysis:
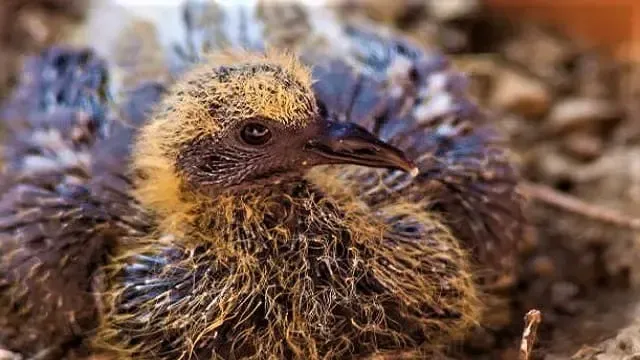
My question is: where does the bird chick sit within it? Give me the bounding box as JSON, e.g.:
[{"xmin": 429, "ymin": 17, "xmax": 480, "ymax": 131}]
[
  {"xmin": 95, "ymin": 50, "xmax": 478, "ymax": 359},
  {"xmin": 0, "ymin": 11, "xmax": 525, "ymax": 357}
]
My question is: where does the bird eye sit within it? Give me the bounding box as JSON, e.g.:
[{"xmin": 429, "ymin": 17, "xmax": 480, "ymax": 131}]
[{"xmin": 240, "ymin": 123, "xmax": 272, "ymax": 146}]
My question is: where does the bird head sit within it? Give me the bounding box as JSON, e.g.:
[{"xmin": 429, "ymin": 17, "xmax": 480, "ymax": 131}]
[{"xmin": 132, "ymin": 51, "xmax": 416, "ymax": 210}]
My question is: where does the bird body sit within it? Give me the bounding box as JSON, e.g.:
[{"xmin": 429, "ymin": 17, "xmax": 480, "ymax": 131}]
[
  {"xmin": 100, "ymin": 177, "xmax": 476, "ymax": 359},
  {"xmin": 0, "ymin": 1, "xmax": 524, "ymax": 359}
]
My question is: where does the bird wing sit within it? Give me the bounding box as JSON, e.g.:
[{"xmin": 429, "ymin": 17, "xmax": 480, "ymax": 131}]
[
  {"xmin": 0, "ymin": 47, "xmax": 155, "ymax": 355},
  {"xmin": 0, "ymin": 47, "xmax": 110, "ymax": 189},
  {"xmin": 309, "ymin": 26, "xmax": 525, "ymax": 279}
]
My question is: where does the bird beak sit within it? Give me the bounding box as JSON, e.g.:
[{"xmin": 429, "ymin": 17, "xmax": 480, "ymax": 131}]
[{"xmin": 304, "ymin": 121, "xmax": 419, "ymax": 176}]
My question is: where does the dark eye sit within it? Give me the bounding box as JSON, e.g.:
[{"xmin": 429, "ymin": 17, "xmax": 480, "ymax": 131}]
[{"xmin": 240, "ymin": 123, "xmax": 272, "ymax": 146}]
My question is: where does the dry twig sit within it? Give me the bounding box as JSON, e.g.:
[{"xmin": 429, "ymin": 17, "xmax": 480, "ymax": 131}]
[
  {"xmin": 519, "ymin": 309, "xmax": 542, "ymax": 360},
  {"xmin": 521, "ymin": 181, "xmax": 640, "ymax": 231}
]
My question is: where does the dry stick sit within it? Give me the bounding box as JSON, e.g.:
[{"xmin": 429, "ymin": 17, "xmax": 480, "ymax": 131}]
[
  {"xmin": 519, "ymin": 310, "xmax": 542, "ymax": 360},
  {"xmin": 520, "ymin": 181, "xmax": 640, "ymax": 231}
]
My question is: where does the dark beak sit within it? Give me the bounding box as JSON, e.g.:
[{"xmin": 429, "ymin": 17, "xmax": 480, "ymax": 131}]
[{"xmin": 304, "ymin": 121, "xmax": 419, "ymax": 176}]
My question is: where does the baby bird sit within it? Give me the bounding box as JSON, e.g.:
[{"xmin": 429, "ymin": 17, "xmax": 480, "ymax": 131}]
[
  {"xmin": 0, "ymin": 2, "xmax": 524, "ymax": 359},
  {"xmin": 103, "ymin": 50, "xmax": 484, "ymax": 359},
  {"xmin": 0, "ymin": 47, "xmax": 472, "ymax": 360}
]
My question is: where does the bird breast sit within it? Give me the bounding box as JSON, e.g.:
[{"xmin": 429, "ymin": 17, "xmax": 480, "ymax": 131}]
[{"xmin": 97, "ymin": 179, "xmax": 478, "ymax": 359}]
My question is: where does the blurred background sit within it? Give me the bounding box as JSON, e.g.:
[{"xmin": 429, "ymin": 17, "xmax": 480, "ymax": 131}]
[
  {"xmin": 487, "ymin": 0, "xmax": 639, "ymax": 61},
  {"xmin": 1, "ymin": 0, "xmax": 639, "ymax": 359}
]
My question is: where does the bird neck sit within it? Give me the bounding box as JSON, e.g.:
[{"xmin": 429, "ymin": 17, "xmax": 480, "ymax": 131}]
[
  {"xmin": 131, "ymin": 151, "xmax": 314, "ymax": 241},
  {"xmin": 133, "ymin": 159, "xmax": 381, "ymax": 249},
  {"xmin": 143, "ymin": 177, "xmax": 323, "ymax": 245}
]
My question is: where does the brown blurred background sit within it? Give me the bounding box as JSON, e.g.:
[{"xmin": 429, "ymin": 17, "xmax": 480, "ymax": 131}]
[
  {"xmin": 1, "ymin": 1, "xmax": 640, "ymax": 358},
  {"xmin": 487, "ymin": 0, "xmax": 640, "ymax": 61}
]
